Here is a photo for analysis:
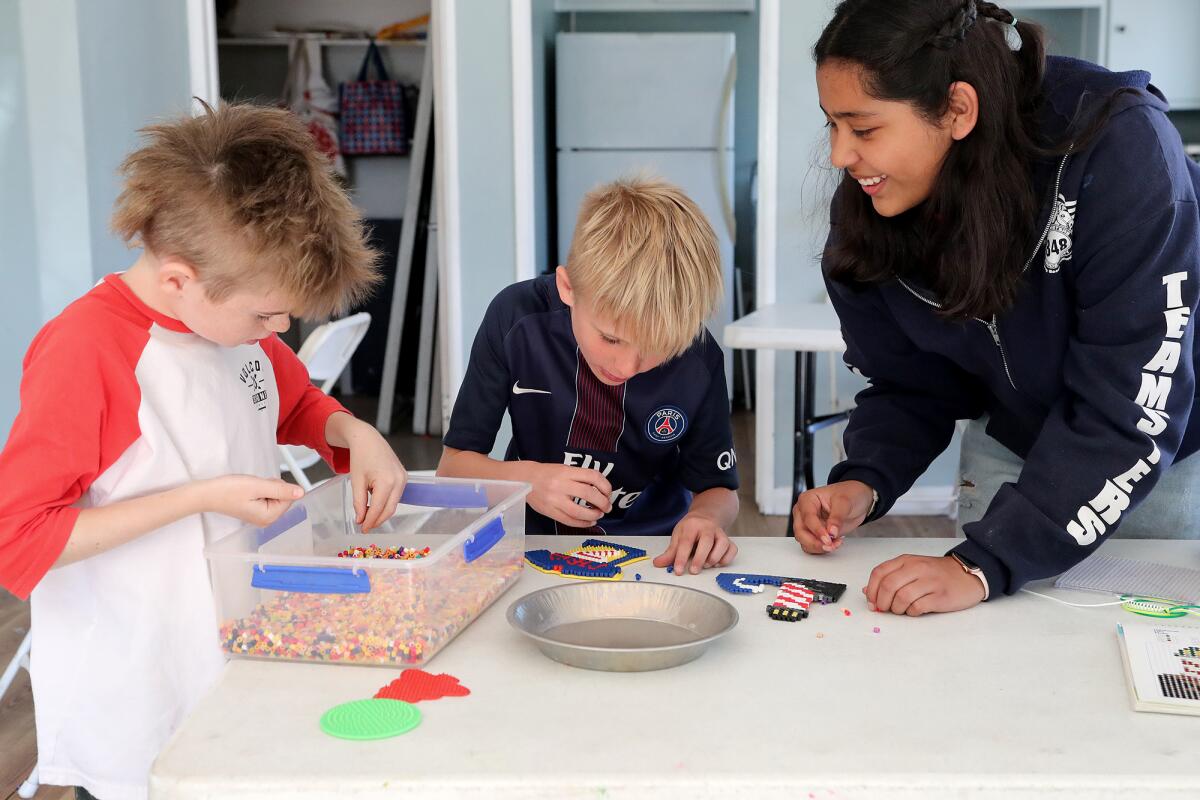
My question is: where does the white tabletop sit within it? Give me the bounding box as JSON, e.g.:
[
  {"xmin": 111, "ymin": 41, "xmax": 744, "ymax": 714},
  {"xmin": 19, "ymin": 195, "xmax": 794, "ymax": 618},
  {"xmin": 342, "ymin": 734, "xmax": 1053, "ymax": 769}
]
[
  {"xmin": 151, "ymin": 536, "xmax": 1200, "ymax": 800},
  {"xmin": 723, "ymin": 302, "xmax": 846, "ymax": 352}
]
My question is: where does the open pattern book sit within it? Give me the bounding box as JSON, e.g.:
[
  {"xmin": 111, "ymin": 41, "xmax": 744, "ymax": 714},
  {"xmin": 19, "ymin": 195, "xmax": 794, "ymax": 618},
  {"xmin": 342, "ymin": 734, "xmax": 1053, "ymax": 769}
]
[{"xmin": 1117, "ymin": 623, "xmax": 1200, "ymax": 716}]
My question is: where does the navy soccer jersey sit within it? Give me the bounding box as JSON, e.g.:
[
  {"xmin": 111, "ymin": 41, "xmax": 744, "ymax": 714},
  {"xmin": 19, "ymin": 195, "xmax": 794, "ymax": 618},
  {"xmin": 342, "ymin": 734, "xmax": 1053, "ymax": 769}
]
[{"xmin": 444, "ymin": 275, "xmax": 739, "ymax": 535}]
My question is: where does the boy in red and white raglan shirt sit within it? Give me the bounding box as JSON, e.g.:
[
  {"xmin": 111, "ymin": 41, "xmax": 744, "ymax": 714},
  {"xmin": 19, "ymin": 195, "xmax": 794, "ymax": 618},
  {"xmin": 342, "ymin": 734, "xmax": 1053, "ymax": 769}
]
[{"xmin": 0, "ymin": 103, "xmax": 408, "ymax": 800}]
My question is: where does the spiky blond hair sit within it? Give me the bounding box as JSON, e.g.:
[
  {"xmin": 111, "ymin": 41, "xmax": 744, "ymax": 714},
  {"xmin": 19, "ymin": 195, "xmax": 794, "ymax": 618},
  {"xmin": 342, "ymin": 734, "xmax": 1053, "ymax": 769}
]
[{"xmin": 112, "ymin": 102, "xmax": 380, "ymax": 318}]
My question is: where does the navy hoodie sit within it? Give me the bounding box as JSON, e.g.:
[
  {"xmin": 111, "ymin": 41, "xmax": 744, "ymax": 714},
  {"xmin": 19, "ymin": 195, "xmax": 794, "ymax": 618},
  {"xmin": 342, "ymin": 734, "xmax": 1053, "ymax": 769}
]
[{"xmin": 825, "ymin": 57, "xmax": 1200, "ymax": 596}]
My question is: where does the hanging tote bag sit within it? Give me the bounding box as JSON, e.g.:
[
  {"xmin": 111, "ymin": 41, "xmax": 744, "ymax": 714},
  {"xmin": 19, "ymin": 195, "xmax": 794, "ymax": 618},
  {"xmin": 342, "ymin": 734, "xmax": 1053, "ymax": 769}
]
[
  {"xmin": 339, "ymin": 40, "xmax": 410, "ymax": 156},
  {"xmin": 281, "ymin": 39, "xmax": 346, "ymax": 176}
]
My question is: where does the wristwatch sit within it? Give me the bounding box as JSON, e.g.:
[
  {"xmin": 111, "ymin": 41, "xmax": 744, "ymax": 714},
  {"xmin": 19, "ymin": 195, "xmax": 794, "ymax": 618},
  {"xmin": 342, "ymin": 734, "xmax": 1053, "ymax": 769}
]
[{"xmin": 950, "ymin": 552, "xmax": 990, "ymax": 601}]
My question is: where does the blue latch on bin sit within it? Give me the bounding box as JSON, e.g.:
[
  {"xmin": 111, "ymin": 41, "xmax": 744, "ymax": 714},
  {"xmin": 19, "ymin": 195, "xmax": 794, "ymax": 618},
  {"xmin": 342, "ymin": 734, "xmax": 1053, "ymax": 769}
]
[
  {"xmin": 463, "ymin": 517, "xmax": 506, "ymax": 563},
  {"xmin": 251, "ymin": 564, "xmax": 371, "ymax": 594},
  {"xmin": 399, "ymin": 482, "xmax": 488, "ymax": 509}
]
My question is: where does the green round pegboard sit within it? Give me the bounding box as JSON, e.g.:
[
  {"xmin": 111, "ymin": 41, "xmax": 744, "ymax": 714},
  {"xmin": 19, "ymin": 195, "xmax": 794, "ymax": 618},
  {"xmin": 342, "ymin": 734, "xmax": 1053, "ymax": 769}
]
[{"xmin": 320, "ymin": 698, "xmax": 422, "ymax": 740}]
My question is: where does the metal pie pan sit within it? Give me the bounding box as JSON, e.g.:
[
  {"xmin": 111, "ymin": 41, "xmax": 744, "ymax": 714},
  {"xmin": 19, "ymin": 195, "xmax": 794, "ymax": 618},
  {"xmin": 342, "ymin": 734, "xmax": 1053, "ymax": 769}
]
[{"xmin": 506, "ymin": 580, "xmax": 738, "ymax": 672}]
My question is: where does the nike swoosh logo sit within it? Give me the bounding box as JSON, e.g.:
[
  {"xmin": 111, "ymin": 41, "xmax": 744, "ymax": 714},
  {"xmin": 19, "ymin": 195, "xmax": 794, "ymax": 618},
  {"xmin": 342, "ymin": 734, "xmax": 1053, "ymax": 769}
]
[{"xmin": 512, "ymin": 381, "xmax": 551, "ymax": 395}]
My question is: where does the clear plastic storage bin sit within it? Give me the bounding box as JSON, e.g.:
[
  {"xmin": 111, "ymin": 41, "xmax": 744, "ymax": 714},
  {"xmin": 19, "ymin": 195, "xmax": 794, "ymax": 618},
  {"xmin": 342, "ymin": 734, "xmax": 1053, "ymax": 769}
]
[{"xmin": 205, "ymin": 474, "xmax": 530, "ymax": 667}]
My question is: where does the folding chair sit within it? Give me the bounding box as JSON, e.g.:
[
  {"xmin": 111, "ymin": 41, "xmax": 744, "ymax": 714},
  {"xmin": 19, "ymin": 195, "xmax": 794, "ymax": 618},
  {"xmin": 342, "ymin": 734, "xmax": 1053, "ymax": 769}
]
[
  {"xmin": 1, "ymin": 628, "xmax": 39, "ymax": 797},
  {"xmin": 278, "ymin": 312, "xmax": 372, "ymax": 490}
]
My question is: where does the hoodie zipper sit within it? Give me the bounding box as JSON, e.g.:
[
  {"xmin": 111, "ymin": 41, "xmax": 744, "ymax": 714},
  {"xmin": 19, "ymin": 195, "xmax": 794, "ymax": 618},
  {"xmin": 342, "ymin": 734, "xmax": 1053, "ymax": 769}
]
[
  {"xmin": 1021, "ymin": 148, "xmax": 1072, "ymax": 275},
  {"xmin": 894, "ymin": 150, "xmax": 1073, "ymax": 392},
  {"xmin": 981, "ymin": 316, "xmax": 1015, "ymax": 389},
  {"xmin": 897, "ymin": 276, "xmax": 1019, "ymax": 389}
]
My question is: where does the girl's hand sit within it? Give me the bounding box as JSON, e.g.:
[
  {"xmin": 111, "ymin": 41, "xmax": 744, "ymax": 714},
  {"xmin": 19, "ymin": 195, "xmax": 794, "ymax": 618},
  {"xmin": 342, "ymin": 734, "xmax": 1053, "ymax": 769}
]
[
  {"xmin": 863, "ymin": 554, "xmax": 987, "ymax": 616},
  {"xmin": 791, "ymin": 480, "xmax": 874, "ymax": 554}
]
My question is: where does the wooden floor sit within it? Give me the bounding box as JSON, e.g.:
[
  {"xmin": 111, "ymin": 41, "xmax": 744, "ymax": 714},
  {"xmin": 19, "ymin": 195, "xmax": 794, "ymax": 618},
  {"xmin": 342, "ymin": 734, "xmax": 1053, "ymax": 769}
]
[{"xmin": 0, "ymin": 406, "xmax": 953, "ymax": 798}]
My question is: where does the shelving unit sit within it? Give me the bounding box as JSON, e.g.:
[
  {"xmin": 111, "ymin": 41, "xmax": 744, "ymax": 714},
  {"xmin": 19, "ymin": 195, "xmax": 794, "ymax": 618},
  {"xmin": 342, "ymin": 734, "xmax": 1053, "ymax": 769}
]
[
  {"xmin": 215, "ymin": 1, "xmax": 437, "ymax": 433},
  {"xmin": 218, "ymin": 37, "xmax": 424, "ymax": 47}
]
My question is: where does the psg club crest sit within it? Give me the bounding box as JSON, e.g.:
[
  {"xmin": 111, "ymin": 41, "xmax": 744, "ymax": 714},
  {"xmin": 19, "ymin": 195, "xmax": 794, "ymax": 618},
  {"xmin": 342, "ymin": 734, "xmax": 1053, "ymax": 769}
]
[{"xmin": 646, "ymin": 406, "xmax": 687, "ymax": 444}]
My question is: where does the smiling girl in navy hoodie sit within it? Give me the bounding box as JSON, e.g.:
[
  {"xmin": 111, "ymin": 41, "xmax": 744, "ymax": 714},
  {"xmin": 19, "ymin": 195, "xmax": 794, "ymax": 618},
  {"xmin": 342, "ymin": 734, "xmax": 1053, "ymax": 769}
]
[{"xmin": 794, "ymin": 0, "xmax": 1200, "ymax": 615}]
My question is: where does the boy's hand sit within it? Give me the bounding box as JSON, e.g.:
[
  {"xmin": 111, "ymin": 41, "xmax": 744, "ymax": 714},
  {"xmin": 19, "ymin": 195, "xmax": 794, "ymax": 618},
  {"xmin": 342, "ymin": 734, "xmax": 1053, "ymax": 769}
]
[
  {"xmin": 195, "ymin": 475, "xmax": 304, "ymax": 527},
  {"xmin": 324, "ymin": 413, "xmax": 408, "ymax": 532},
  {"xmin": 792, "ymin": 480, "xmax": 874, "ymax": 554},
  {"xmin": 653, "ymin": 512, "xmax": 737, "ymax": 575},
  {"xmin": 346, "ymin": 428, "xmax": 408, "ymax": 532},
  {"xmin": 863, "ymin": 554, "xmax": 986, "ymax": 616},
  {"xmin": 527, "ymin": 463, "xmax": 613, "ymax": 527}
]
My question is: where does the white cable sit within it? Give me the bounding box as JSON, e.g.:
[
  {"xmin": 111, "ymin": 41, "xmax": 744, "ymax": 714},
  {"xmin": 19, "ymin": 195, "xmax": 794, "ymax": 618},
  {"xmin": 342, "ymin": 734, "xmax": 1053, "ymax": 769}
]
[{"xmin": 1019, "ymin": 588, "xmax": 1127, "ymax": 608}]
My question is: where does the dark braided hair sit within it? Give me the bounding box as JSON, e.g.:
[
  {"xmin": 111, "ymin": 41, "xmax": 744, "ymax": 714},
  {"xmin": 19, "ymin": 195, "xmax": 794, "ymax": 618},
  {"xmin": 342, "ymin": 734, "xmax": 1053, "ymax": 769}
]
[
  {"xmin": 927, "ymin": 0, "xmax": 978, "ymax": 50},
  {"xmin": 814, "ymin": 0, "xmax": 1052, "ymax": 320}
]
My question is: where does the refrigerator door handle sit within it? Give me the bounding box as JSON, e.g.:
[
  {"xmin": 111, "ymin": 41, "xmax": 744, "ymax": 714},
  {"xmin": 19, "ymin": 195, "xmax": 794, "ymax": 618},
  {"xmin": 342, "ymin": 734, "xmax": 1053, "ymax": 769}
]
[{"xmin": 717, "ymin": 51, "xmax": 737, "ymax": 243}]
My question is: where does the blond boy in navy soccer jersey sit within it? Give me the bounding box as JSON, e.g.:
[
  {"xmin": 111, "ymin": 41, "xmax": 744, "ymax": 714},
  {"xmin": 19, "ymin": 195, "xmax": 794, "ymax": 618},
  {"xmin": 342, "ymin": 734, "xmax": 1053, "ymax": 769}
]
[{"xmin": 439, "ymin": 178, "xmax": 740, "ymax": 574}]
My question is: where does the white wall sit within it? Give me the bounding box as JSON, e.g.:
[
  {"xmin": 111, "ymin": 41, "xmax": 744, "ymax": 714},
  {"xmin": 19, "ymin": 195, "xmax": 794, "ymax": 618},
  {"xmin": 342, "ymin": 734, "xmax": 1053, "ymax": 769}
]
[
  {"xmin": 0, "ymin": 0, "xmax": 194, "ymax": 447},
  {"xmin": 19, "ymin": 0, "xmax": 94, "ymax": 322},
  {"xmin": 76, "ymin": 1, "xmax": 193, "ymax": 280},
  {"xmin": 0, "ymin": 0, "xmax": 44, "ymax": 439},
  {"xmin": 439, "ymin": 0, "xmax": 518, "ymax": 452}
]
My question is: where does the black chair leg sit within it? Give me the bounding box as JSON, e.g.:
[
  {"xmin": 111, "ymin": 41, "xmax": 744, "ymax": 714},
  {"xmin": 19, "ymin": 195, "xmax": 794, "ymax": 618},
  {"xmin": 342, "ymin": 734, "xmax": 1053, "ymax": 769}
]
[{"xmin": 784, "ymin": 352, "xmax": 852, "ymax": 538}]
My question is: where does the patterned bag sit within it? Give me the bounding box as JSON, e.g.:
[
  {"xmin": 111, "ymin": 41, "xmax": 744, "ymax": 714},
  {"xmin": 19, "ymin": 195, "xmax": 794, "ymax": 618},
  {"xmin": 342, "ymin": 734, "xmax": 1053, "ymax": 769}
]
[{"xmin": 339, "ymin": 40, "xmax": 410, "ymax": 156}]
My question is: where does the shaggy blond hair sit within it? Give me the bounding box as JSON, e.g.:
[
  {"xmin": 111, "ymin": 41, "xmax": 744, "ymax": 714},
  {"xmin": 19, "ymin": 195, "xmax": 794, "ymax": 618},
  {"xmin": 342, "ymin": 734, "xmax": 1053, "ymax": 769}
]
[
  {"xmin": 112, "ymin": 102, "xmax": 380, "ymax": 318},
  {"xmin": 565, "ymin": 176, "xmax": 722, "ymax": 358}
]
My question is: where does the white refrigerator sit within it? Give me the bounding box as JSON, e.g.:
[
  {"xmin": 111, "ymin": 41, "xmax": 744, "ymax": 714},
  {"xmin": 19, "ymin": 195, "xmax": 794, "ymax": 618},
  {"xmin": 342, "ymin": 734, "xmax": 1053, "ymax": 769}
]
[{"xmin": 556, "ymin": 32, "xmax": 736, "ymax": 390}]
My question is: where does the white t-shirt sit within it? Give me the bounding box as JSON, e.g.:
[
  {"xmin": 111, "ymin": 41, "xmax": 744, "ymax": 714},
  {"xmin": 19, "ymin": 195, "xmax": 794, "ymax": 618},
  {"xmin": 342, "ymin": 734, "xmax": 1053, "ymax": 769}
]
[{"xmin": 0, "ymin": 275, "xmax": 350, "ymax": 800}]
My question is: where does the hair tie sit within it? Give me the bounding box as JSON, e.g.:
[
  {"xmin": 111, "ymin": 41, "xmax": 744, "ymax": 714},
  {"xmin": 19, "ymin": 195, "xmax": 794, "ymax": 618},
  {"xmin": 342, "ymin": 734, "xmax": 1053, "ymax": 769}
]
[{"xmin": 1004, "ymin": 15, "xmax": 1022, "ymax": 51}]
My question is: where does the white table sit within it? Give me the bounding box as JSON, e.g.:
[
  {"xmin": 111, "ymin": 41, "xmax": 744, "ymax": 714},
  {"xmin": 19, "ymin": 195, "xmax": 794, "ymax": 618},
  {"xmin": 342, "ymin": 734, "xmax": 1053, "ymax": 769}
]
[
  {"xmin": 151, "ymin": 536, "xmax": 1200, "ymax": 799},
  {"xmin": 725, "ymin": 303, "xmax": 847, "ymax": 529}
]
